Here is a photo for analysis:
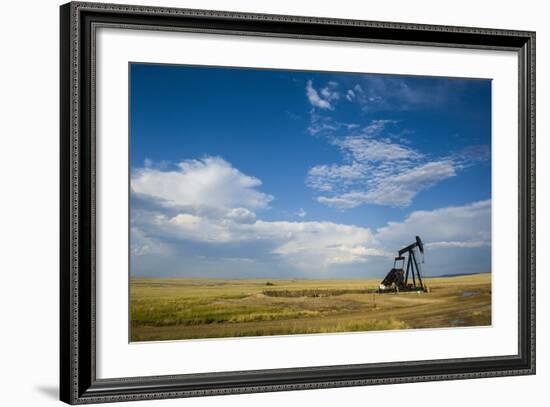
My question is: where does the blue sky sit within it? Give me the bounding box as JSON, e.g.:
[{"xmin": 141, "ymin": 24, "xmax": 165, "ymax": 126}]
[{"xmin": 129, "ymin": 63, "xmax": 491, "ymax": 278}]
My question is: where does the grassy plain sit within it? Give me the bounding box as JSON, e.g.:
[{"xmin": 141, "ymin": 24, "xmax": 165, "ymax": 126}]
[{"xmin": 130, "ymin": 273, "xmax": 491, "ymax": 341}]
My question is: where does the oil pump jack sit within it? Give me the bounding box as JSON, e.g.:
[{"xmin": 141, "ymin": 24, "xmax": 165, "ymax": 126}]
[{"xmin": 379, "ymin": 236, "xmax": 427, "ymax": 293}]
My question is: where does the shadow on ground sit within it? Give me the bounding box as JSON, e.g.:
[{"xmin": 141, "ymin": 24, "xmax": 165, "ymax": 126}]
[{"xmin": 35, "ymin": 385, "xmax": 58, "ymax": 400}]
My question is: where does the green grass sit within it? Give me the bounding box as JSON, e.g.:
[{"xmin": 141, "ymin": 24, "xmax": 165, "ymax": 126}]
[{"xmin": 130, "ymin": 273, "xmax": 491, "ymax": 341}]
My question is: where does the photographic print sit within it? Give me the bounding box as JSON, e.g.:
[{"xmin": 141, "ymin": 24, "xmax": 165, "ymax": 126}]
[{"xmin": 129, "ymin": 63, "xmax": 492, "ymax": 342}]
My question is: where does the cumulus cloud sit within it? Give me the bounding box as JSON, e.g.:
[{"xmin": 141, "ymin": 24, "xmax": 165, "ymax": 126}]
[
  {"xmin": 167, "ymin": 213, "xmax": 235, "ymax": 243},
  {"xmin": 130, "ymin": 157, "xmax": 390, "ymax": 272},
  {"xmin": 140, "ymin": 210, "xmax": 388, "ymax": 270},
  {"xmin": 131, "ymin": 157, "xmax": 273, "ymax": 211},
  {"xmin": 256, "ymin": 220, "xmax": 387, "ymax": 269},
  {"xmin": 375, "ymin": 200, "xmax": 491, "ymax": 250},
  {"xmin": 225, "ymin": 207, "xmax": 257, "ymax": 224},
  {"xmin": 132, "ymin": 192, "xmax": 490, "ymax": 276}
]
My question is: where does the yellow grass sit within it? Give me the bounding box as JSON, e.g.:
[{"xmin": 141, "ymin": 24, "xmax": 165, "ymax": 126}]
[{"xmin": 130, "ymin": 273, "xmax": 491, "ymax": 341}]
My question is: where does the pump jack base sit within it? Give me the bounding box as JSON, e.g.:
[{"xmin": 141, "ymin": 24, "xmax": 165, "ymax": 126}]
[{"xmin": 377, "ymin": 286, "xmax": 428, "ymax": 294}]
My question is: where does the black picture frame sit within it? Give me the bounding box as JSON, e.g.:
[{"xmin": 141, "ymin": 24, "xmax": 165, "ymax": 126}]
[{"xmin": 60, "ymin": 2, "xmax": 536, "ymax": 404}]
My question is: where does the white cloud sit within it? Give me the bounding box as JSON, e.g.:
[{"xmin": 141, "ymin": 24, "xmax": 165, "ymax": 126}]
[
  {"xmin": 317, "ymin": 195, "xmax": 362, "ymax": 209},
  {"xmin": 362, "ymin": 160, "xmax": 457, "ymax": 207},
  {"xmin": 307, "ymin": 162, "xmax": 365, "ymax": 192},
  {"xmin": 130, "ymin": 226, "xmax": 172, "ymax": 257},
  {"xmin": 258, "ymin": 220, "xmax": 392, "ymax": 269},
  {"xmin": 334, "ymin": 134, "xmax": 422, "ymax": 162},
  {"xmin": 310, "ymin": 161, "xmax": 456, "ymax": 209},
  {"xmin": 306, "ymin": 80, "xmax": 335, "ymax": 110},
  {"xmin": 131, "ymin": 157, "xmax": 273, "ymax": 211},
  {"xmin": 326, "ymin": 246, "xmax": 393, "ymax": 264},
  {"xmin": 307, "ymin": 120, "xmax": 461, "ymax": 208},
  {"xmin": 131, "ymin": 155, "xmax": 490, "ymax": 277},
  {"xmin": 133, "ymin": 199, "xmax": 490, "ymax": 274},
  {"xmin": 320, "ymin": 83, "xmax": 340, "ymax": 102},
  {"xmin": 307, "ymin": 110, "xmax": 359, "ymax": 136},
  {"xmin": 146, "ymin": 212, "xmax": 387, "ymax": 270},
  {"xmin": 375, "ymin": 200, "xmax": 491, "ymax": 250},
  {"xmin": 131, "ymin": 157, "xmax": 390, "ymax": 271},
  {"xmin": 426, "ymin": 241, "xmax": 490, "ymax": 249},
  {"xmin": 168, "ymin": 213, "xmax": 235, "ymax": 243},
  {"xmin": 225, "ymin": 207, "xmax": 257, "ymax": 223}
]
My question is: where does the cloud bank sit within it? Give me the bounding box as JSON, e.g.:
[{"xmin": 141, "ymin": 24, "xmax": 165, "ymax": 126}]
[{"xmin": 131, "ymin": 157, "xmax": 491, "ymax": 277}]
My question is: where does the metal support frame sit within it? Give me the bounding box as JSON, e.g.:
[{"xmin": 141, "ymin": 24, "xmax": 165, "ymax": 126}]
[{"xmin": 403, "ymin": 248, "xmax": 424, "ymax": 290}]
